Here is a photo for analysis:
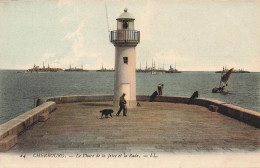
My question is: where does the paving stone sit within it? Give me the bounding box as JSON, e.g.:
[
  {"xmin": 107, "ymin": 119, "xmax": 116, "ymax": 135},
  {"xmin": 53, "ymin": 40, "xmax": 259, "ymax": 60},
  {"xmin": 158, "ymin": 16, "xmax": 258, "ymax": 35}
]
[{"xmin": 7, "ymin": 101, "xmax": 260, "ymax": 153}]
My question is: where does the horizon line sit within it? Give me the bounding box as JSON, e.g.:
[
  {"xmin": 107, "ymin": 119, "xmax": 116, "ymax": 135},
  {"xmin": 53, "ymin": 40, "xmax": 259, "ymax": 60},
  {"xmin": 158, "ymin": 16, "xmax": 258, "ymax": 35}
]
[{"xmin": 0, "ymin": 69, "xmax": 259, "ymax": 73}]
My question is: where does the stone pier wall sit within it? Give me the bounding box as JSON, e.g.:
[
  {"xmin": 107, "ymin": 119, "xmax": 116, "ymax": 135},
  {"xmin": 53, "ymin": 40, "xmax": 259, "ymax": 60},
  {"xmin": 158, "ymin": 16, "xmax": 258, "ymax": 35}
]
[
  {"xmin": 138, "ymin": 95, "xmax": 260, "ymax": 129},
  {"xmin": 0, "ymin": 102, "xmax": 56, "ymax": 151},
  {"xmin": 37, "ymin": 95, "xmax": 113, "ymax": 105},
  {"xmin": 1, "ymin": 94, "xmax": 259, "ymax": 152},
  {"xmin": 0, "ymin": 102, "xmax": 56, "ymax": 140},
  {"xmin": 36, "ymin": 94, "xmax": 260, "ymax": 128}
]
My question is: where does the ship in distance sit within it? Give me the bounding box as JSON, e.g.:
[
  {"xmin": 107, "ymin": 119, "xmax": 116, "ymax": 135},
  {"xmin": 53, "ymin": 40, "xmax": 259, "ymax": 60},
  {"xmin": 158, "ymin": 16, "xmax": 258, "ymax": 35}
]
[
  {"xmin": 165, "ymin": 65, "xmax": 181, "ymax": 73},
  {"xmin": 136, "ymin": 63, "xmax": 181, "ymax": 73},
  {"xmin": 27, "ymin": 64, "xmax": 63, "ymax": 72},
  {"xmin": 96, "ymin": 65, "xmax": 115, "ymax": 72},
  {"xmin": 215, "ymin": 66, "xmax": 250, "ymax": 73},
  {"xmin": 64, "ymin": 65, "xmax": 88, "ymax": 72}
]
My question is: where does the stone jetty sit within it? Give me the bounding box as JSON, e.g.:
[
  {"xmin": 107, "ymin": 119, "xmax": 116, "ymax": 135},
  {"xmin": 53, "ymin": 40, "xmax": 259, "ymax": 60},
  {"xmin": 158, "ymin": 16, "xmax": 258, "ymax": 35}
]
[{"xmin": 0, "ymin": 95, "xmax": 259, "ymax": 153}]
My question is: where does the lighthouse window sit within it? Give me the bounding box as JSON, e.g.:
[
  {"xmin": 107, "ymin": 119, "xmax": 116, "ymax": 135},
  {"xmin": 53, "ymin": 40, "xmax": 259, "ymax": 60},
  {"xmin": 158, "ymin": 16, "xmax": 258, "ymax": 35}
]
[
  {"xmin": 123, "ymin": 57, "xmax": 128, "ymax": 64},
  {"xmin": 123, "ymin": 21, "xmax": 128, "ymax": 29}
]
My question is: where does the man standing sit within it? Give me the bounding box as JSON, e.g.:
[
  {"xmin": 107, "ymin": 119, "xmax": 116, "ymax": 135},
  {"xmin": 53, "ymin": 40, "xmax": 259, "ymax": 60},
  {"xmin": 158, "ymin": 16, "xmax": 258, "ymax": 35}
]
[
  {"xmin": 157, "ymin": 83, "xmax": 164, "ymax": 95},
  {"xmin": 116, "ymin": 93, "xmax": 127, "ymax": 116}
]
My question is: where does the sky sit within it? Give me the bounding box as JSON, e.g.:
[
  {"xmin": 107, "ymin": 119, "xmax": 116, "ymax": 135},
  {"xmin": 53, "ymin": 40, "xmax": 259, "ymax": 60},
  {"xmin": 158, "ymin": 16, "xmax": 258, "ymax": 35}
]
[{"xmin": 0, "ymin": 0, "xmax": 259, "ymax": 71}]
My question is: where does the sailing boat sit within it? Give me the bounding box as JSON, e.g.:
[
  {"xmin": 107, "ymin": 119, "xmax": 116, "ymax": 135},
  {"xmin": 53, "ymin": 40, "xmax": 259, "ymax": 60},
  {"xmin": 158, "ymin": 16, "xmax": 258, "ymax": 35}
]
[{"xmin": 212, "ymin": 67, "xmax": 234, "ymax": 93}]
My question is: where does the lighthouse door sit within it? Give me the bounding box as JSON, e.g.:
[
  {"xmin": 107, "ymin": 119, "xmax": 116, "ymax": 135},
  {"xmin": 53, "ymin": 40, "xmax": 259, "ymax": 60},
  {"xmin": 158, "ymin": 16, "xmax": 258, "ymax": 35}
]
[{"xmin": 121, "ymin": 83, "xmax": 130, "ymax": 103}]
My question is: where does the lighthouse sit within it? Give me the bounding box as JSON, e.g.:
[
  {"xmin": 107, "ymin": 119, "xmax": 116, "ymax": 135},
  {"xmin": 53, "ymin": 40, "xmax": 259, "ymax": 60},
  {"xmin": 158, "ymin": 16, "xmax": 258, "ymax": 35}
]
[{"xmin": 110, "ymin": 8, "xmax": 140, "ymax": 108}]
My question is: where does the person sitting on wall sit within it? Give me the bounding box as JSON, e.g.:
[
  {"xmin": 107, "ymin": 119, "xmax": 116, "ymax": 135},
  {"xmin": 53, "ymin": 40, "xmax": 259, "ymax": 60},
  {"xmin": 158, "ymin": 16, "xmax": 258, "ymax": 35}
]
[
  {"xmin": 150, "ymin": 91, "xmax": 158, "ymax": 102},
  {"xmin": 116, "ymin": 93, "xmax": 127, "ymax": 116},
  {"xmin": 157, "ymin": 84, "xmax": 164, "ymax": 95},
  {"xmin": 187, "ymin": 91, "xmax": 199, "ymax": 104}
]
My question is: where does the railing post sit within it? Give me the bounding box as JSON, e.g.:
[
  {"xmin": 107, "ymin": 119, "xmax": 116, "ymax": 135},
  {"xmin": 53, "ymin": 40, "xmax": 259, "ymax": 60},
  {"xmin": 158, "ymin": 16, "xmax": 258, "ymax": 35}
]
[{"xmin": 125, "ymin": 30, "xmax": 126, "ymax": 42}]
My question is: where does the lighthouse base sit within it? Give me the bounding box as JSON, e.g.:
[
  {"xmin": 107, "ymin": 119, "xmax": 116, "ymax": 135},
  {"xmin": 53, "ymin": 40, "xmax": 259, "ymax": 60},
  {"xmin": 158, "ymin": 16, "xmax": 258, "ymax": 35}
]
[{"xmin": 113, "ymin": 100, "xmax": 137, "ymax": 109}]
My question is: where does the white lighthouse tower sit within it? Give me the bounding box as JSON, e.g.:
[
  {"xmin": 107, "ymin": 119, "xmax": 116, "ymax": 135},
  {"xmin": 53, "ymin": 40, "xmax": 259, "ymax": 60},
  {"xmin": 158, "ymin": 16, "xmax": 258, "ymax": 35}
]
[{"xmin": 110, "ymin": 8, "xmax": 140, "ymax": 108}]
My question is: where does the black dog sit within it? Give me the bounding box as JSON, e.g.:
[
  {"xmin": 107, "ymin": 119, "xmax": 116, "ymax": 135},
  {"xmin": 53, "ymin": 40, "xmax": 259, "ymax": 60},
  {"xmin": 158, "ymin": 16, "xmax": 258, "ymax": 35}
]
[{"xmin": 100, "ymin": 109, "xmax": 114, "ymax": 119}]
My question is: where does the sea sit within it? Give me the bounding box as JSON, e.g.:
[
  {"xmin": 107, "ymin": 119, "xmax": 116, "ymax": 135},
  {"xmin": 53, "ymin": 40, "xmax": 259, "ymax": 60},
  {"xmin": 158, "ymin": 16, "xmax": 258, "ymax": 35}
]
[{"xmin": 0, "ymin": 70, "xmax": 259, "ymax": 125}]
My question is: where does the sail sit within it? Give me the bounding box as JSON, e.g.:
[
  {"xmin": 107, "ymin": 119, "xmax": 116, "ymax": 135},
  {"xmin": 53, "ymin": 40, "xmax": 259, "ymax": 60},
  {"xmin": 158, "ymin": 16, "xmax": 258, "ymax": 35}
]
[{"xmin": 221, "ymin": 68, "xmax": 234, "ymax": 83}]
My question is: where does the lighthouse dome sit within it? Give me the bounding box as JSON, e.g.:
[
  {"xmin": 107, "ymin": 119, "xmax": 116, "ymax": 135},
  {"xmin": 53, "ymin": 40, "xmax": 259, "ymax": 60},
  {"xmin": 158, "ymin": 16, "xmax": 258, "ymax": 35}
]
[{"xmin": 117, "ymin": 8, "xmax": 135, "ymax": 20}]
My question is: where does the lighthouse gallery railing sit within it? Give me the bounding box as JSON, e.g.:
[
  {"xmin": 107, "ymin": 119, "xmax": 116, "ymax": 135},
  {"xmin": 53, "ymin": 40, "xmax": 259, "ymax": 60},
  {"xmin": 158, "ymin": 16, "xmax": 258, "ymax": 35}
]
[{"xmin": 110, "ymin": 30, "xmax": 140, "ymax": 43}]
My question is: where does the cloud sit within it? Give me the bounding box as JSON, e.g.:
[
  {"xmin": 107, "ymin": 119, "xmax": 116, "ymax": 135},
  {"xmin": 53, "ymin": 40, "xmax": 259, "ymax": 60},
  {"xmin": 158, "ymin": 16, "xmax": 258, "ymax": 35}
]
[
  {"xmin": 50, "ymin": 50, "xmax": 104, "ymax": 70},
  {"xmin": 15, "ymin": 64, "xmax": 34, "ymax": 70},
  {"xmin": 43, "ymin": 53, "xmax": 56, "ymax": 60},
  {"xmin": 64, "ymin": 19, "xmax": 86, "ymax": 40},
  {"xmin": 137, "ymin": 3, "xmax": 153, "ymax": 41},
  {"xmin": 88, "ymin": 52, "xmax": 102, "ymax": 58},
  {"xmin": 50, "ymin": 18, "xmax": 103, "ymax": 69},
  {"xmin": 13, "ymin": 52, "xmax": 56, "ymax": 70},
  {"xmin": 83, "ymin": 57, "xmax": 113, "ymax": 70},
  {"xmin": 60, "ymin": 19, "xmax": 87, "ymax": 65},
  {"xmin": 59, "ymin": 13, "xmax": 74, "ymax": 24},
  {"xmin": 56, "ymin": 0, "xmax": 74, "ymax": 7},
  {"xmin": 150, "ymin": 49, "xmax": 190, "ymax": 65},
  {"xmin": 59, "ymin": 16, "xmax": 68, "ymax": 24}
]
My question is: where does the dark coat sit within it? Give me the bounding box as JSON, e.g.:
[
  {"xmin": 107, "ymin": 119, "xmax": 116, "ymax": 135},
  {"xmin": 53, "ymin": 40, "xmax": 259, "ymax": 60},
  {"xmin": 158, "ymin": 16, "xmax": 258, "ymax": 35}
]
[
  {"xmin": 190, "ymin": 91, "xmax": 199, "ymax": 99},
  {"xmin": 150, "ymin": 91, "xmax": 158, "ymax": 102},
  {"xmin": 187, "ymin": 91, "xmax": 199, "ymax": 104},
  {"xmin": 119, "ymin": 95, "xmax": 126, "ymax": 106}
]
